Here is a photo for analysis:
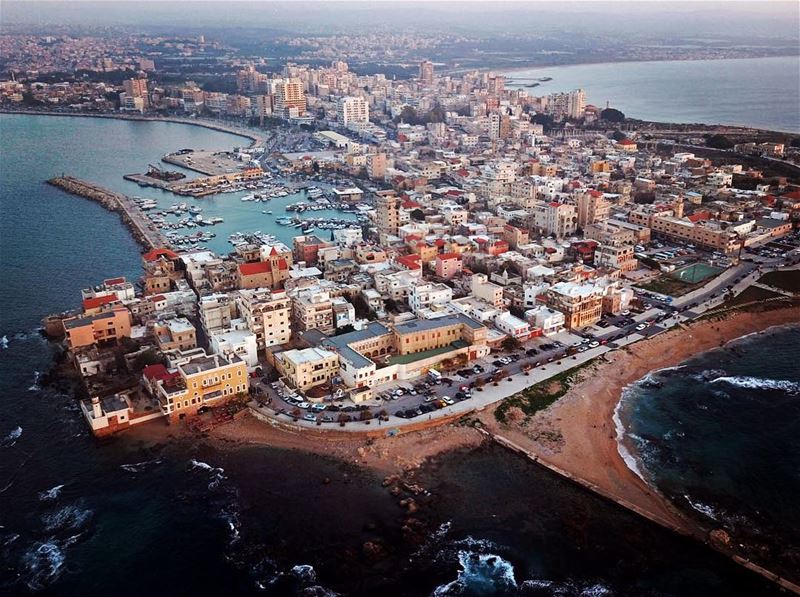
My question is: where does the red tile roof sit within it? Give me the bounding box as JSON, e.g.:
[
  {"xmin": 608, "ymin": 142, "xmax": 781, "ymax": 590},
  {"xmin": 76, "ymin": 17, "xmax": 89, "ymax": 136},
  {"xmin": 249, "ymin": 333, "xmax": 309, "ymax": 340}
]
[
  {"xmin": 437, "ymin": 252, "xmax": 461, "ymax": 261},
  {"xmin": 104, "ymin": 277, "xmax": 126, "ymax": 286},
  {"xmin": 142, "ymin": 248, "xmax": 178, "ymax": 262},
  {"xmin": 239, "ymin": 261, "xmax": 271, "ymax": 276},
  {"xmin": 396, "ymin": 254, "xmax": 421, "ymax": 270},
  {"xmin": 82, "ymin": 294, "xmax": 118, "ymax": 310}
]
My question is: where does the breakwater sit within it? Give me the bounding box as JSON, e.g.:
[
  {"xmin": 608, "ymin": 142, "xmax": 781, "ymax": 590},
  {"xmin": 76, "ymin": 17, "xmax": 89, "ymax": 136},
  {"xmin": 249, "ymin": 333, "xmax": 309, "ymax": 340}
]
[{"xmin": 46, "ymin": 176, "xmax": 168, "ymax": 250}]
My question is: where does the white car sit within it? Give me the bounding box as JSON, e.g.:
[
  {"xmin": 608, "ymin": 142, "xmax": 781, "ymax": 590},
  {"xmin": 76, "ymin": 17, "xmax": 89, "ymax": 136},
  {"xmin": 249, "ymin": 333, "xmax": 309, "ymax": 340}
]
[
  {"xmin": 635, "ymin": 323, "xmax": 647, "ymax": 331},
  {"xmin": 589, "ymin": 341, "xmax": 600, "ymax": 348}
]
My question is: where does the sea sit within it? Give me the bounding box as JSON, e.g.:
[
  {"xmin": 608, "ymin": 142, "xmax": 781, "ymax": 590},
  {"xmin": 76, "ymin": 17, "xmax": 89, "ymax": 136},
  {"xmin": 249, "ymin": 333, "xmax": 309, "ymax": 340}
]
[
  {"xmin": 0, "ymin": 113, "xmax": 791, "ymax": 595},
  {"xmin": 617, "ymin": 324, "xmax": 800, "ymax": 584},
  {"xmin": 503, "ymin": 56, "xmax": 800, "ymax": 133}
]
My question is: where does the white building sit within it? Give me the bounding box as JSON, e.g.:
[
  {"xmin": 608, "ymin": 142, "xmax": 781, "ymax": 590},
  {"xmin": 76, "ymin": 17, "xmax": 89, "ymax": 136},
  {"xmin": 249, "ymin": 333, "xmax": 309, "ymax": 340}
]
[
  {"xmin": 209, "ymin": 323, "xmax": 259, "ymax": 369},
  {"xmin": 525, "ymin": 305, "xmax": 565, "ymax": 336},
  {"xmin": 409, "ymin": 282, "xmax": 453, "ymax": 316},
  {"xmin": 494, "ymin": 312, "xmax": 531, "ymax": 340},
  {"xmin": 337, "ymin": 96, "xmax": 369, "ymax": 127}
]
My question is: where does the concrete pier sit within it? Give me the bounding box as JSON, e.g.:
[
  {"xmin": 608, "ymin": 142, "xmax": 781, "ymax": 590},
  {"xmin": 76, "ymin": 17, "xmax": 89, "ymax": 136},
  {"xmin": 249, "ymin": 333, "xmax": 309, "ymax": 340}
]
[{"xmin": 47, "ymin": 176, "xmax": 168, "ymax": 250}]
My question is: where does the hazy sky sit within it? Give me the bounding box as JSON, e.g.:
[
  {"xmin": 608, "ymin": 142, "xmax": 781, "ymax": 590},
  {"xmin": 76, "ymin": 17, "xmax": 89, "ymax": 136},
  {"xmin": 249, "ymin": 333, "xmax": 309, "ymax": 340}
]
[{"xmin": 2, "ymin": 1, "xmax": 799, "ymax": 39}]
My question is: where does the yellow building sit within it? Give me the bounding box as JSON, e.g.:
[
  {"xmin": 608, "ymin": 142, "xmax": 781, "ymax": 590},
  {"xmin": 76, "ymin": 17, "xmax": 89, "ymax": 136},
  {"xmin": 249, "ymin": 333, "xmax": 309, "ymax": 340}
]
[
  {"xmin": 144, "ymin": 351, "xmax": 249, "ymax": 421},
  {"xmin": 276, "ymin": 347, "xmax": 339, "ymax": 391}
]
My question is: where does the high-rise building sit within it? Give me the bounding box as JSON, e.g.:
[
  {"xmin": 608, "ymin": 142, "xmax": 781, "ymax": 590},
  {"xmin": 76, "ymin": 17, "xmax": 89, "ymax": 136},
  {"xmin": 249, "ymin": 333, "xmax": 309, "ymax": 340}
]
[
  {"xmin": 337, "ymin": 96, "xmax": 369, "ymax": 127},
  {"xmin": 376, "ymin": 191, "xmax": 401, "ymax": 240},
  {"xmin": 123, "ymin": 78, "xmax": 149, "ymax": 108},
  {"xmin": 419, "ymin": 60, "xmax": 434, "ymax": 85},
  {"xmin": 274, "ymin": 78, "xmax": 306, "ymax": 118}
]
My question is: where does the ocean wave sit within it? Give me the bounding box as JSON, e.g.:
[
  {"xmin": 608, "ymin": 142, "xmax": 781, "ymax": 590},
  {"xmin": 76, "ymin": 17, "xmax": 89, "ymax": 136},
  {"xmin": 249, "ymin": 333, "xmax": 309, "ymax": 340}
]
[
  {"xmin": 120, "ymin": 458, "xmax": 162, "ymax": 473},
  {"xmin": 22, "ymin": 541, "xmax": 67, "ymax": 591},
  {"xmin": 189, "ymin": 458, "xmax": 226, "ymax": 490},
  {"xmin": 28, "ymin": 371, "xmax": 42, "ymax": 392},
  {"xmin": 0, "ymin": 335, "xmax": 8, "ymax": 349},
  {"xmin": 520, "ymin": 578, "xmax": 614, "ymax": 596},
  {"xmin": 41, "ymin": 503, "xmax": 93, "ymax": 532},
  {"xmin": 291, "ymin": 564, "xmax": 317, "ymax": 584},
  {"xmin": 694, "ymin": 369, "xmax": 728, "ymax": 382},
  {"xmin": 683, "ymin": 495, "xmax": 719, "ymax": 521},
  {"xmin": 1, "ymin": 425, "xmax": 22, "ymax": 447},
  {"xmin": 711, "ymin": 376, "xmax": 800, "ymax": 394},
  {"xmin": 612, "ymin": 393, "xmax": 649, "ymax": 484},
  {"xmin": 433, "ymin": 551, "xmax": 517, "ymax": 596},
  {"xmin": 39, "ymin": 484, "xmax": 65, "ymax": 501}
]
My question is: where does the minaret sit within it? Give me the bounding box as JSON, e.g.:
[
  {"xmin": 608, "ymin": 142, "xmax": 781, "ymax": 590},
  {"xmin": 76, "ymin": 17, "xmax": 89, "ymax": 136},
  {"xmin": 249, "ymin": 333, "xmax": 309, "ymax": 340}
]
[{"xmin": 91, "ymin": 396, "xmax": 102, "ymax": 418}]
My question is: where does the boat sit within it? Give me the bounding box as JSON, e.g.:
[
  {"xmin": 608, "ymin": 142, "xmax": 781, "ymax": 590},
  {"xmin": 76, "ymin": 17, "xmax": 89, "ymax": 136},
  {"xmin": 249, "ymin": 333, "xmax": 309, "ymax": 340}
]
[
  {"xmin": 266, "ymin": 210, "xmax": 273, "ymax": 214},
  {"xmin": 240, "ymin": 193, "xmax": 256, "ymax": 202}
]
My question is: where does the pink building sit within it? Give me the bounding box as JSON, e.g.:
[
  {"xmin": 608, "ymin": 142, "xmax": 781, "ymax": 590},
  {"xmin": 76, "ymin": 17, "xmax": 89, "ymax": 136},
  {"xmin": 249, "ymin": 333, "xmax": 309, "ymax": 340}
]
[{"xmin": 435, "ymin": 253, "xmax": 463, "ymax": 279}]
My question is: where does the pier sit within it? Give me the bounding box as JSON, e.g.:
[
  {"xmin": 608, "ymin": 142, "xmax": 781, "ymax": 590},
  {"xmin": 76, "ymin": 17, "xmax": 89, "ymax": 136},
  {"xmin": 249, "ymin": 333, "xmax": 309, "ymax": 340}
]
[{"xmin": 47, "ymin": 176, "xmax": 169, "ymax": 250}]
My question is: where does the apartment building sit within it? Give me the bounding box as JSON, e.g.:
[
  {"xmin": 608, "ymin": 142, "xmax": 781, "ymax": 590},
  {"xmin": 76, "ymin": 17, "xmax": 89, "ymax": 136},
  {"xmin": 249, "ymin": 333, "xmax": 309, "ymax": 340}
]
[
  {"xmin": 532, "ymin": 202, "xmax": 578, "ymax": 238},
  {"xmin": 337, "ymin": 96, "xmax": 369, "ymax": 127},
  {"xmin": 274, "ymin": 78, "xmax": 306, "ymax": 117},
  {"xmin": 292, "ymin": 289, "xmax": 335, "ymax": 334},
  {"xmin": 435, "ymin": 253, "xmax": 463, "ymax": 279},
  {"xmin": 275, "ymin": 347, "xmax": 339, "ymax": 391},
  {"xmin": 545, "ymin": 282, "xmax": 603, "ymax": 329},
  {"xmin": 408, "ymin": 282, "xmax": 453, "ymax": 316},
  {"xmin": 63, "ymin": 307, "xmax": 132, "ymax": 350},
  {"xmin": 153, "ymin": 317, "xmax": 197, "ymax": 352},
  {"xmin": 235, "ymin": 288, "xmax": 292, "ymax": 351},
  {"xmin": 143, "ymin": 350, "xmax": 249, "ymax": 421}
]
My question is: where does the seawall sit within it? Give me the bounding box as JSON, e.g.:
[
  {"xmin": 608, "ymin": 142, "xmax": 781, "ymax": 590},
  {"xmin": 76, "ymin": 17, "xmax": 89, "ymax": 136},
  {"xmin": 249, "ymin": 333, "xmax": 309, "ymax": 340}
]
[{"xmin": 46, "ymin": 176, "xmax": 168, "ymax": 251}]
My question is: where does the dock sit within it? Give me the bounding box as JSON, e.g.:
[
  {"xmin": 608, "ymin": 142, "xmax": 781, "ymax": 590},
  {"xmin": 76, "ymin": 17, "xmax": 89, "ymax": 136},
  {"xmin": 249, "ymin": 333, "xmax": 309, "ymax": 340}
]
[{"xmin": 47, "ymin": 176, "xmax": 169, "ymax": 250}]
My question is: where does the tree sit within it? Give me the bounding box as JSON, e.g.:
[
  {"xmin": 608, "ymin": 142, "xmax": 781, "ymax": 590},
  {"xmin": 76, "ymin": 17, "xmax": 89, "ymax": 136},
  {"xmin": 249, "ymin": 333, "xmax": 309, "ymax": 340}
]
[
  {"xmin": 611, "ymin": 130, "xmax": 627, "ymax": 142},
  {"xmin": 600, "ymin": 107, "xmax": 625, "ymax": 123},
  {"xmin": 530, "ymin": 113, "xmax": 555, "ymax": 131},
  {"xmin": 705, "ymin": 134, "xmax": 734, "ymax": 150},
  {"xmin": 501, "ymin": 336, "xmax": 522, "ymax": 352},
  {"xmin": 410, "ymin": 208, "xmax": 426, "ymax": 222}
]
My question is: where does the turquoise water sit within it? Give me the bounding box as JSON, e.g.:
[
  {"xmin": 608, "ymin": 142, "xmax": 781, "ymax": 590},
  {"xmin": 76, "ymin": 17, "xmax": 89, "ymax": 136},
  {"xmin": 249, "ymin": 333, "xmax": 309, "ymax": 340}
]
[
  {"xmin": 504, "ymin": 56, "xmax": 800, "ymax": 132},
  {"xmin": 0, "ymin": 114, "xmax": 358, "ymax": 255},
  {"xmin": 670, "ymin": 263, "xmax": 723, "ymax": 283}
]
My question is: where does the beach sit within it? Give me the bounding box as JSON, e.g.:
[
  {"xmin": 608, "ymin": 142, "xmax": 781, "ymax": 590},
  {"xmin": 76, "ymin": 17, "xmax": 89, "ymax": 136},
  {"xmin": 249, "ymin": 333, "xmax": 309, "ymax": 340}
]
[
  {"xmin": 178, "ymin": 305, "xmax": 800, "ymax": 534},
  {"xmin": 476, "ymin": 305, "xmax": 800, "ymax": 538}
]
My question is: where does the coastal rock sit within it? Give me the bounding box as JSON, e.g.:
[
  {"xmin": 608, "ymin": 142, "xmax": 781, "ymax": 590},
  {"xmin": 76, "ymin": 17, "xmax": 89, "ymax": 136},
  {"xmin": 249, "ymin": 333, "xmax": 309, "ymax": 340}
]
[
  {"xmin": 362, "ymin": 540, "xmax": 387, "ymax": 561},
  {"xmin": 709, "ymin": 528, "xmax": 732, "ymax": 548}
]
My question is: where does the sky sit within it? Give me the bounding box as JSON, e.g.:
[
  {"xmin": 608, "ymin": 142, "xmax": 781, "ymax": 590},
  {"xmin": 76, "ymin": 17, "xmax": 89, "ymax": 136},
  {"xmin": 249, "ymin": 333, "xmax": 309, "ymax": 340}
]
[{"xmin": 2, "ymin": 1, "xmax": 799, "ymax": 39}]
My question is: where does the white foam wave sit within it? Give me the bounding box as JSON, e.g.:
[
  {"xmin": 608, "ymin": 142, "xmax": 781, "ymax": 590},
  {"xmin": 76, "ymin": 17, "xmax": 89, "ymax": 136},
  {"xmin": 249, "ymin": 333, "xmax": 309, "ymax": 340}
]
[
  {"xmin": 189, "ymin": 459, "xmax": 226, "ymax": 490},
  {"xmin": 22, "ymin": 541, "xmax": 67, "ymax": 591},
  {"xmin": 2, "ymin": 425, "xmax": 22, "ymax": 447},
  {"xmin": 41, "ymin": 503, "xmax": 92, "ymax": 532},
  {"xmin": 291, "ymin": 564, "xmax": 317, "ymax": 584},
  {"xmin": 39, "ymin": 484, "xmax": 65, "ymax": 501},
  {"xmin": 120, "ymin": 458, "xmax": 162, "ymax": 473},
  {"xmin": 711, "ymin": 376, "xmax": 800, "ymax": 394},
  {"xmin": 0, "ymin": 335, "xmax": 8, "ymax": 349},
  {"xmin": 612, "ymin": 392, "xmax": 649, "ymax": 484},
  {"xmin": 28, "ymin": 371, "xmax": 42, "ymax": 392},
  {"xmin": 684, "ymin": 495, "xmax": 719, "ymax": 521},
  {"xmin": 433, "ymin": 551, "xmax": 517, "ymax": 596}
]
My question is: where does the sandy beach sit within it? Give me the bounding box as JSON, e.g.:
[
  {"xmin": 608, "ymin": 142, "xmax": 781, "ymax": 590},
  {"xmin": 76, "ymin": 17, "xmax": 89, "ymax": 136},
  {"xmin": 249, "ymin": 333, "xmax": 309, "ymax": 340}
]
[{"xmin": 477, "ymin": 305, "xmax": 800, "ymax": 537}]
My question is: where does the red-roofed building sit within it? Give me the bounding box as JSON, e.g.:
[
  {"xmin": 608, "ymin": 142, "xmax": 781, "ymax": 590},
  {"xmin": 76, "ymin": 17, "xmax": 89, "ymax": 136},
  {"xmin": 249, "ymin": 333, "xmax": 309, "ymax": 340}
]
[
  {"xmin": 687, "ymin": 210, "xmax": 711, "ymax": 224},
  {"xmin": 395, "ymin": 254, "xmax": 422, "ymax": 271},
  {"xmin": 435, "ymin": 253, "xmax": 462, "ymax": 279},
  {"xmin": 82, "ymin": 294, "xmax": 119, "ymax": 315},
  {"xmin": 142, "ymin": 248, "xmax": 179, "ymax": 263}
]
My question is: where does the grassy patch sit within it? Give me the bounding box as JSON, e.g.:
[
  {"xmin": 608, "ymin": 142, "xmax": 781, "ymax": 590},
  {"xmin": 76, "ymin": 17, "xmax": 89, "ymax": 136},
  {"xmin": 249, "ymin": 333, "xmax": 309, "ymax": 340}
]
[
  {"xmin": 640, "ymin": 275, "xmax": 700, "ymax": 297},
  {"xmin": 494, "ymin": 360, "xmax": 597, "ymax": 424},
  {"xmin": 723, "ymin": 285, "xmax": 782, "ymax": 308},
  {"xmin": 759, "ymin": 270, "xmax": 800, "ymax": 294}
]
